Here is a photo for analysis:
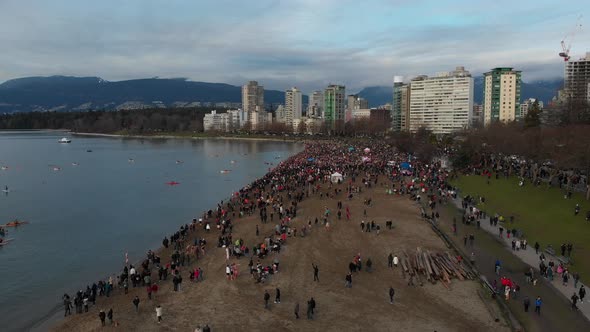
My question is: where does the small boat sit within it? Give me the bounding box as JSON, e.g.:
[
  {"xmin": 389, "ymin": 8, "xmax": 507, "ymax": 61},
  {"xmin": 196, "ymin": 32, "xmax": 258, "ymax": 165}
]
[
  {"xmin": 220, "ymin": 170, "xmax": 232, "ymax": 174},
  {"xmin": 86, "ymin": 149, "xmax": 93, "ymax": 153},
  {"xmin": 166, "ymin": 181, "xmax": 180, "ymax": 186},
  {"xmin": 58, "ymin": 137, "xmax": 71, "ymax": 143},
  {"xmin": 176, "ymin": 160, "xmax": 184, "ymax": 164},
  {"xmin": 52, "ymin": 167, "xmax": 61, "ymax": 171},
  {"xmin": 72, "ymin": 162, "xmax": 79, "ymax": 166},
  {"xmin": 1, "ymin": 166, "xmax": 8, "ymax": 170},
  {"xmin": 230, "ymin": 160, "xmax": 237, "ymax": 164}
]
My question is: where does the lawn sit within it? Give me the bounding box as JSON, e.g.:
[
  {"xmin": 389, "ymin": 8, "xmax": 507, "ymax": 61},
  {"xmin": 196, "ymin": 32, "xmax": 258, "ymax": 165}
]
[{"xmin": 451, "ymin": 175, "xmax": 590, "ymax": 283}]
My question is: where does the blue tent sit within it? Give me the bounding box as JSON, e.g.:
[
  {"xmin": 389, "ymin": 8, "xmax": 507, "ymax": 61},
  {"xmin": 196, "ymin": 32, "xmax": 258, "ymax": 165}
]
[
  {"xmin": 348, "ymin": 146, "xmax": 355, "ymax": 152},
  {"xmin": 307, "ymin": 157, "xmax": 315, "ymax": 162},
  {"xmin": 400, "ymin": 162, "xmax": 411, "ymax": 170}
]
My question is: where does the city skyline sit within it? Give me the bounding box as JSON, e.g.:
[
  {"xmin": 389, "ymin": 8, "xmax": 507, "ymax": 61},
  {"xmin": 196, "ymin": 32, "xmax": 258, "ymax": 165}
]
[{"xmin": 0, "ymin": 0, "xmax": 589, "ymax": 92}]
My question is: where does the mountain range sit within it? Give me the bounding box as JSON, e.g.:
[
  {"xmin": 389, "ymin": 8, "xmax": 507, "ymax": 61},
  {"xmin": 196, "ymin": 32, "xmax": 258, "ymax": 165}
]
[{"xmin": 0, "ymin": 75, "xmax": 563, "ymax": 113}]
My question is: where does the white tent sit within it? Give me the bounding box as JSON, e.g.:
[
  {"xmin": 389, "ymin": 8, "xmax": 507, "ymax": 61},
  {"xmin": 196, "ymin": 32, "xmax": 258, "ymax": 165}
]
[{"xmin": 330, "ymin": 172, "xmax": 343, "ymax": 183}]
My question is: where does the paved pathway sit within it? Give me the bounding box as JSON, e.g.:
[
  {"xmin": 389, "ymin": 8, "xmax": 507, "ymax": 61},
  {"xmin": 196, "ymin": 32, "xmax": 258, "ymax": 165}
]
[{"xmin": 452, "ymin": 196, "xmax": 590, "ymax": 322}]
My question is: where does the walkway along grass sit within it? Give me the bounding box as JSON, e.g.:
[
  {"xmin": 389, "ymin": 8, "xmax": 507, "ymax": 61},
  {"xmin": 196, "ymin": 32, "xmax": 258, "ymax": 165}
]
[{"xmin": 451, "ymin": 175, "xmax": 590, "ymax": 283}]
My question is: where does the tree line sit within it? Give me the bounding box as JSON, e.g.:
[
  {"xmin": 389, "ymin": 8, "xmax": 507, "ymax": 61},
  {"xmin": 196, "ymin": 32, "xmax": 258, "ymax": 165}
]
[{"xmin": 0, "ymin": 108, "xmax": 214, "ymax": 134}]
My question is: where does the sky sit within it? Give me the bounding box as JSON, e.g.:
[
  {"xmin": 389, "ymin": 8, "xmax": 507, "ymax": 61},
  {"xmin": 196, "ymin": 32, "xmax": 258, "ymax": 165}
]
[{"xmin": 0, "ymin": 0, "xmax": 589, "ymax": 93}]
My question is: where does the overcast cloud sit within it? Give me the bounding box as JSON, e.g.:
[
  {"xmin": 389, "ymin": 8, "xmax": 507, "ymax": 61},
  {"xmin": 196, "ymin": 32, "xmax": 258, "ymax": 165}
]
[{"xmin": 0, "ymin": 0, "xmax": 588, "ymax": 93}]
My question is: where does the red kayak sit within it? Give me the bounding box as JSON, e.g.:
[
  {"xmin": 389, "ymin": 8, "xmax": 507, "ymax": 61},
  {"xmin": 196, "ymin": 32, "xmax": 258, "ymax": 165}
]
[{"xmin": 166, "ymin": 181, "xmax": 180, "ymax": 186}]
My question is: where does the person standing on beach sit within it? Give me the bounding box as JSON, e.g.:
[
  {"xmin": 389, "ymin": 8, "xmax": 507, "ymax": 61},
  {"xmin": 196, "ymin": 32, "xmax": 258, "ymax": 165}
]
[
  {"xmin": 264, "ymin": 290, "xmax": 270, "ymax": 309},
  {"xmin": 133, "ymin": 296, "xmax": 140, "ymax": 312},
  {"xmin": 156, "ymin": 305, "xmax": 163, "ymax": 323},
  {"xmin": 388, "ymin": 253, "xmax": 393, "ymax": 268},
  {"xmin": 98, "ymin": 309, "xmax": 106, "ymax": 326},
  {"xmin": 63, "ymin": 296, "xmax": 72, "ymax": 316},
  {"xmin": 275, "ymin": 288, "xmax": 281, "ymax": 304},
  {"xmin": 523, "ymin": 297, "xmax": 530, "ymax": 312},
  {"xmin": 312, "ymin": 263, "xmax": 319, "ymax": 282},
  {"xmin": 107, "ymin": 308, "xmax": 113, "ymax": 325},
  {"xmin": 294, "ymin": 302, "xmax": 300, "ymax": 319},
  {"xmin": 389, "ymin": 287, "xmax": 395, "ymax": 304}
]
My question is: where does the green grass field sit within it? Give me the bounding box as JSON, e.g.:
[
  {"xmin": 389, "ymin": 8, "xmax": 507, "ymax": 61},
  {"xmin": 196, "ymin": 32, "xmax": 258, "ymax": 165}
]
[{"xmin": 452, "ymin": 175, "xmax": 590, "ymax": 282}]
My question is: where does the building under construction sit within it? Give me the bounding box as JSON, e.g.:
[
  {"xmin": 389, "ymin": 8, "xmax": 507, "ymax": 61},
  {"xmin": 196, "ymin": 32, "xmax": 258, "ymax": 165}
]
[{"xmin": 564, "ymin": 52, "xmax": 590, "ymax": 103}]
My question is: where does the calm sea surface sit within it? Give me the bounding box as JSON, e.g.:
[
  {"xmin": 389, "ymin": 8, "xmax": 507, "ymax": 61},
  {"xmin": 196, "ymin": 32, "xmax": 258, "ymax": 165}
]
[{"xmin": 0, "ymin": 131, "xmax": 302, "ymax": 331}]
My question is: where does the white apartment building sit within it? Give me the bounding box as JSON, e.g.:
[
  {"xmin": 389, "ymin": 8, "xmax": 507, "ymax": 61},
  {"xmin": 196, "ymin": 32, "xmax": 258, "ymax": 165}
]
[
  {"xmin": 285, "ymin": 87, "xmax": 302, "ymax": 126},
  {"xmin": 408, "ymin": 66, "xmax": 474, "ymax": 134},
  {"xmin": 203, "ymin": 110, "xmax": 228, "ymax": 131},
  {"xmin": 249, "ymin": 109, "xmax": 273, "ymax": 130},
  {"xmin": 203, "ymin": 110, "xmax": 242, "ymax": 132},
  {"xmin": 351, "ymin": 108, "xmax": 371, "ymax": 120}
]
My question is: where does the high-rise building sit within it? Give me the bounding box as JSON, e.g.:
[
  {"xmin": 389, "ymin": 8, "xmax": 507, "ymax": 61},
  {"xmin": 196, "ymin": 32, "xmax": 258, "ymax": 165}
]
[
  {"xmin": 564, "ymin": 52, "xmax": 590, "ymax": 104},
  {"xmin": 392, "ymin": 76, "xmax": 404, "ymax": 131},
  {"xmin": 284, "ymin": 87, "xmax": 302, "ymax": 126},
  {"xmin": 324, "ymin": 85, "xmax": 346, "ymax": 126},
  {"xmin": 242, "ymin": 81, "xmax": 265, "ymax": 123},
  {"xmin": 308, "ymin": 91, "xmax": 324, "ymax": 118},
  {"xmin": 346, "ymin": 95, "xmax": 369, "ymax": 111},
  {"xmin": 483, "ymin": 67, "xmax": 522, "ymax": 126},
  {"xmin": 408, "ymin": 67, "xmax": 473, "ymax": 134}
]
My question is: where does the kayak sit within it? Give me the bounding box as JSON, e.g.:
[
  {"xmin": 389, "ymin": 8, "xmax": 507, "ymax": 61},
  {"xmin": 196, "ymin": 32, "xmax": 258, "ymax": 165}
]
[
  {"xmin": 4, "ymin": 221, "xmax": 29, "ymax": 227},
  {"xmin": 166, "ymin": 181, "xmax": 180, "ymax": 186}
]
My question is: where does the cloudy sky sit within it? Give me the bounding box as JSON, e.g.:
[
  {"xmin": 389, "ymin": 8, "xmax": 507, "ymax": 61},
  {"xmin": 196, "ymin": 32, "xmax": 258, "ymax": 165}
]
[{"xmin": 0, "ymin": 0, "xmax": 588, "ymax": 93}]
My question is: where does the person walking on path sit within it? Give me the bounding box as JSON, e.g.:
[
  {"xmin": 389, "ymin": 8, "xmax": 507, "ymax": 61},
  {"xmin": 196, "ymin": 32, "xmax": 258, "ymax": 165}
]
[
  {"xmin": 572, "ymin": 293, "xmax": 579, "ymax": 311},
  {"xmin": 535, "ymin": 296, "xmax": 542, "ymax": 315},
  {"xmin": 133, "ymin": 296, "xmax": 140, "ymax": 312},
  {"xmin": 275, "ymin": 288, "xmax": 281, "ymax": 304},
  {"xmin": 573, "ymin": 272, "xmax": 580, "ymax": 288},
  {"xmin": 156, "ymin": 305, "xmax": 163, "ymax": 323},
  {"xmin": 393, "ymin": 254, "xmax": 399, "ymax": 267},
  {"xmin": 306, "ymin": 300, "xmax": 313, "ymax": 319},
  {"xmin": 523, "ymin": 296, "xmax": 530, "ymax": 312},
  {"xmin": 535, "ymin": 242, "xmax": 540, "ymax": 254},
  {"xmin": 63, "ymin": 296, "xmax": 72, "ymax": 317},
  {"xmin": 256, "ymin": 225, "xmax": 259, "ymax": 236},
  {"xmin": 98, "ymin": 310, "xmax": 106, "ymax": 327},
  {"xmin": 388, "ymin": 253, "xmax": 393, "ymax": 268},
  {"xmin": 579, "ymin": 285, "xmax": 586, "ymax": 303},
  {"xmin": 495, "ymin": 259, "xmax": 501, "ymax": 275},
  {"xmin": 389, "ymin": 287, "xmax": 395, "ymax": 304},
  {"xmin": 264, "ymin": 290, "xmax": 270, "ymax": 309},
  {"xmin": 294, "ymin": 302, "xmax": 300, "ymax": 319},
  {"xmin": 312, "ymin": 263, "xmax": 319, "ymax": 282}
]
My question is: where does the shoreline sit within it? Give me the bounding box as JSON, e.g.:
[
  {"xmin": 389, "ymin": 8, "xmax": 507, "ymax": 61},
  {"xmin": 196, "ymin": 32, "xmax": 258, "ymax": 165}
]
[
  {"xmin": 71, "ymin": 131, "xmax": 307, "ymax": 143},
  {"xmin": 43, "ymin": 143, "xmax": 306, "ymax": 331}
]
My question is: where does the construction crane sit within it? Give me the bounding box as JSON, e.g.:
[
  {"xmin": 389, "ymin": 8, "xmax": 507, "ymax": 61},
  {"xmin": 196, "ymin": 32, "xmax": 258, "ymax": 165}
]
[{"xmin": 559, "ymin": 15, "xmax": 583, "ymax": 62}]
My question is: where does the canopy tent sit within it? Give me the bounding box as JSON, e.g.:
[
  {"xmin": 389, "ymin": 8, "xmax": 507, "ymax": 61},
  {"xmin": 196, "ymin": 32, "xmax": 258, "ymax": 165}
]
[
  {"xmin": 361, "ymin": 156, "xmax": 371, "ymax": 163},
  {"xmin": 307, "ymin": 157, "xmax": 315, "ymax": 162},
  {"xmin": 364, "ymin": 147, "xmax": 371, "ymax": 154},
  {"xmin": 348, "ymin": 146, "xmax": 355, "ymax": 152},
  {"xmin": 400, "ymin": 162, "xmax": 412, "ymax": 170},
  {"xmin": 330, "ymin": 172, "xmax": 343, "ymax": 183}
]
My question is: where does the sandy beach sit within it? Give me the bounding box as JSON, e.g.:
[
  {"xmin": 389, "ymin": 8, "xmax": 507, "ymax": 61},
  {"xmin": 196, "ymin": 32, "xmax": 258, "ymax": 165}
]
[{"xmin": 52, "ymin": 142, "xmax": 510, "ymax": 332}]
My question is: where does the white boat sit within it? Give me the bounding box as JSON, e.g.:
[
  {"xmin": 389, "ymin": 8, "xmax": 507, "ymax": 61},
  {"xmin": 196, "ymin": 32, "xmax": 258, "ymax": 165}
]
[{"xmin": 58, "ymin": 137, "xmax": 71, "ymax": 143}]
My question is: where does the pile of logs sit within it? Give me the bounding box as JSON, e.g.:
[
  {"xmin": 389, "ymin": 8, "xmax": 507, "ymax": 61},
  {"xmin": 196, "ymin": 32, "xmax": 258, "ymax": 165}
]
[{"xmin": 400, "ymin": 248, "xmax": 475, "ymax": 288}]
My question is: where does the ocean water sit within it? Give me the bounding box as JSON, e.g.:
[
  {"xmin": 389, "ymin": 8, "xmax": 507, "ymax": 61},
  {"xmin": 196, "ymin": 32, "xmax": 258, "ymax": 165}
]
[{"xmin": 0, "ymin": 131, "xmax": 302, "ymax": 331}]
